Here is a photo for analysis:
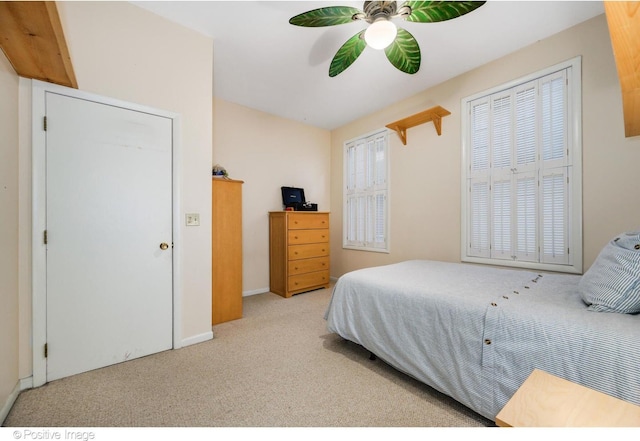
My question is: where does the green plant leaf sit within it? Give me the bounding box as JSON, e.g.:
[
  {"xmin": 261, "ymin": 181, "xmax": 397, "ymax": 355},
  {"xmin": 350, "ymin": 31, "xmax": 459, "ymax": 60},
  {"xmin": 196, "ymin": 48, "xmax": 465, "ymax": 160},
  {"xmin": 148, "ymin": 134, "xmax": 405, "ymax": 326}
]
[
  {"xmin": 329, "ymin": 30, "xmax": 367, "ymax": 77},
  {"xmin": 289, "ymin": 6, "xmax": 362, "ymax": 27},
  {"xmin": 384, "ymin": 28, "xmax": 420, "ymax": 74},
  {"xmin": 401, "ymin": 1, "xmax": 486, "ymax": 23}
]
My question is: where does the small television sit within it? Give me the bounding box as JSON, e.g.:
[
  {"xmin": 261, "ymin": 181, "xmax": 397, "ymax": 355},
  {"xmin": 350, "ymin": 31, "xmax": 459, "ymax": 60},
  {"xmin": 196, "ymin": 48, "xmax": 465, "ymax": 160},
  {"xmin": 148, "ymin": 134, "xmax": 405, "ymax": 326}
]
[{"xmin": 281, "ymin": 186, "xmax": 305, "ymax": 208}]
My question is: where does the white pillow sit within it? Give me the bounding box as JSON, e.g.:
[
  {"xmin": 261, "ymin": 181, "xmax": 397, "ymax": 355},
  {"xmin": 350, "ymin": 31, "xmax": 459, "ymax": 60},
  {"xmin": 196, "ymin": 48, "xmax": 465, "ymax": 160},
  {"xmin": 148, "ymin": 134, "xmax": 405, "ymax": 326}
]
[{"xmin": 579, "ymin": 231, "xmax": 640, "ymax": 313}]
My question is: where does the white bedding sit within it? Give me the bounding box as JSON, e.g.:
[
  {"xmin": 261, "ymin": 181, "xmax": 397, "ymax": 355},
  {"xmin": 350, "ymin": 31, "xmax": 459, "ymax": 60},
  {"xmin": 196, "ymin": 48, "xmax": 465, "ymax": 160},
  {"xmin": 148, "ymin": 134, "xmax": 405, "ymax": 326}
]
[{"xmin": 324, "ymin": 260, "xmax": 640, "ymax": 421}]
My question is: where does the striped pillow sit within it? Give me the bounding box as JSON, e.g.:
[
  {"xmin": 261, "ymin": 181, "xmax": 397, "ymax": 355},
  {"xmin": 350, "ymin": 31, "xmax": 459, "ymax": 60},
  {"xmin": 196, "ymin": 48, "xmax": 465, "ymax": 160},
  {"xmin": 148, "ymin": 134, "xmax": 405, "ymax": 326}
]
[{"xmin": 579, "ymin": 232, "xmax": 640, "ymax": 314}]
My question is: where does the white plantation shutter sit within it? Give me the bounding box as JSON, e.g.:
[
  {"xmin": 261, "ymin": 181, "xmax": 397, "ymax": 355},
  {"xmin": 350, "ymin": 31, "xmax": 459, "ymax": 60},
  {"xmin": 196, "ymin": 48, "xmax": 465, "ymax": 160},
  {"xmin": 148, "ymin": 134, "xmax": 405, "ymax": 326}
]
[
  {"xmin": 541, "ymin": 72, "xmax": 567, "ymax": 164},
  {"xmin": 541, "ymin": 169, "xmax": 568, "ymax": 264},
  {"xmin": 366, "ymin": 195, "xmax": 374, "ymax": 244},
  {"xmin": 469, "ymin": 178, "xmax": 490, "ymax": 257},
  {"xmin": 356, "ymin": 195, "xmax": 366, "ymax": 243},
  {"xmin": 540, "ymin": 70, "xmax": 569, "ymax": 264},
  {"xmin": 471, "ymin": 99, "xmax": 490, "ymax": 172},
  {"xmin": 374, "ymin": 136, "xmax": 386, "ymax": 186},
  {"xmin": 491, "ymin": 178, "xmax": 512, "ymax": 259},
  {"xmin": 374, "ymin": 192, "xmax": 386, "ymax": 243},
  {"xmin": 490, "ymin": 91, "xmax": 514, "ymax": 260},
  {"xmin": 492, "ymin": 93, "xmax": 512, "ymax": 170},
  {"xmin": 365, "ymin": 138, "xmax": 375, "ymax": 188},
  {"xmin": 468, "ymin": 98, "xmax": 491, "ymax": 257},
  {"xmin": 515, "ymin": 171, "xmax": 538, "ymax": 261},
  {"xmin": 463, "ymin": 60, "xmax": 580, "ymax": 273},
  {"xmin": 347, "ymin": 197, "xmax": 356, "ymax": 242},
  {"xmin": 515, "ymin": 81, "xmax": 537, "ymax": 169},
  {"xmin": 344, "ymin": 129, "xmax": 389, "ymax": 251},
  {"xmin": 355, "ymin": 141, "xmax": 366, "ymax": 189},
  {"xmin": 346, "ymin": 143, "xmax": 356, "ymax": 191}
]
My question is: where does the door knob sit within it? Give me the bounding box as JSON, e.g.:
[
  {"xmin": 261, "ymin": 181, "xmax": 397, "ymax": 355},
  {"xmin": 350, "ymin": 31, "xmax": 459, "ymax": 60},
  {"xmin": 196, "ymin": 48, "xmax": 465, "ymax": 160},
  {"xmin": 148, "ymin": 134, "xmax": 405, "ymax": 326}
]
[{"xmin": 160, "ymin": 242, "xmax": 169, "ymax": 250}]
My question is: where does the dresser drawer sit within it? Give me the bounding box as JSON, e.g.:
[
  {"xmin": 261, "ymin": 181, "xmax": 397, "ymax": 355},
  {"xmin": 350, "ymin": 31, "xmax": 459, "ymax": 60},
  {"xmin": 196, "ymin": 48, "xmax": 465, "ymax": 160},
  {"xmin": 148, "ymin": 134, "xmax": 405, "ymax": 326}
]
[
  {"xmin": 288, "ymin": 243, "xmax": 329, "ymax": 260},
  {"xmin": 288, "ymin": 256, "xmax": 329, "ymax": 275},
  {"xmin": 288, "ymin": 229, "xmax": 329, "ymax": 245},
  {"xmin": 288, "ymin": 270, "xmax": 330, "ymax": 292},
  {"xmin": 288, "ymin": 213, "xmax": 329, "ymax": 230}
]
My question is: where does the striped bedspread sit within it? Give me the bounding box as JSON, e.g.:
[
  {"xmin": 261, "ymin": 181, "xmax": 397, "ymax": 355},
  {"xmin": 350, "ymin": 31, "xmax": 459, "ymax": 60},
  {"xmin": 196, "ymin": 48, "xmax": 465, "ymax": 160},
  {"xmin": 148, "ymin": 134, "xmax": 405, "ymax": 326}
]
[{"xmin": 324, "ymin": 260, "xmax": 640, "ymax": 421}]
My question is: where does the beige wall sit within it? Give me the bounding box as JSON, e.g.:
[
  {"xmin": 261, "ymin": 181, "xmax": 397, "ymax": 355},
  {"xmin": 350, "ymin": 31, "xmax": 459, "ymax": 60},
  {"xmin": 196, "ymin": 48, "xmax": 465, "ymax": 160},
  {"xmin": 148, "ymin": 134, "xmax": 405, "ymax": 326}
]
[
  {"xmin": 17, "ymin": 1, "xmax": 214, "ymax": 379},
  {"xmin": 0, "ymin": 46, "xmax": 20, "ymax": 421},
  {"xmin": 330, "ymin": 14, "xmax": 640, "ymax": 277},
  {"xmin": 213, "ymin": 98, "xmax": 331, "ymax": 293}
]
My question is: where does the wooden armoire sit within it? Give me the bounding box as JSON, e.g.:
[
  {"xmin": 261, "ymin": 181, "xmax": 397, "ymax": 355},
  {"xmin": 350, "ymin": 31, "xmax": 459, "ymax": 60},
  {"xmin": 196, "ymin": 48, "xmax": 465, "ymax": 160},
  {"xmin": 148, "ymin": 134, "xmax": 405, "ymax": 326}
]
[{"xmin": 212, "ymin": 177, "xmax": 243, "ymax": 325}]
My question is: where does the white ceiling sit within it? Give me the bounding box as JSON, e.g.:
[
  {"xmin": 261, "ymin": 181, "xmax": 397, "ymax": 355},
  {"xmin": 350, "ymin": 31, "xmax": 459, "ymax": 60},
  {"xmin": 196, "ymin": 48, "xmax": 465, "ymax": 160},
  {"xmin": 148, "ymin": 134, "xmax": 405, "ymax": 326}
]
[{"xmin": 132, "ymin": 1, "xmax": 605, "ymax": 130}]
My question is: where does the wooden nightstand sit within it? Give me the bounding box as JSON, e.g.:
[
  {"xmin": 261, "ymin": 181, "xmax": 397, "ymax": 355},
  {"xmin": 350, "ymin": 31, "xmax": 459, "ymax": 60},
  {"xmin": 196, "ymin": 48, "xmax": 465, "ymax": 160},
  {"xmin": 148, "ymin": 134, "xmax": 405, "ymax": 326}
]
[{"xmin": 496, "ymin": 369, "xmax": 640, "ymax": 427}]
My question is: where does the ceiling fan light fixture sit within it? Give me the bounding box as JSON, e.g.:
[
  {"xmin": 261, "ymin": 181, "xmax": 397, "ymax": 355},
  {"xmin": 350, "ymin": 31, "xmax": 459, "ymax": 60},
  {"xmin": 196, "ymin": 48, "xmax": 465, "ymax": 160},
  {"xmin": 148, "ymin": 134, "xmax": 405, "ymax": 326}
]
[
  {"xmin": 364, "ymin": 18, "xmax": 397, "ymax": 50},
  {"xmin": 289, "ymin": 1, "xmax": 487, "ymax": 76}
]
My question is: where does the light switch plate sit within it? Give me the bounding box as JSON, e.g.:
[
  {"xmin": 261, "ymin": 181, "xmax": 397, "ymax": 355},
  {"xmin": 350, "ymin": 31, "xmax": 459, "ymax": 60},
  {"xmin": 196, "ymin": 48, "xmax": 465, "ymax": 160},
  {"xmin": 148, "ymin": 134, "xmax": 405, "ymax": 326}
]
[{"xmin": 186, "ymin": 213, "xmax": 200, "ymax": 226}]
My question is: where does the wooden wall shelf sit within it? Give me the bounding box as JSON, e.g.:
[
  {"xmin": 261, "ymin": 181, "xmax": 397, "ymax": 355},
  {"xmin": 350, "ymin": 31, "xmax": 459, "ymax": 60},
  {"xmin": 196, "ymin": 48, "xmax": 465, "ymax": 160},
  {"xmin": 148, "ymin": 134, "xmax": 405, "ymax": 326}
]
[
  {"xmin": 386, "ymin": 105, "xmax": 451, "ymax": 145},
  {"xmin": 0, "ymin": 1, "xmax": 78, "ymax": 88}
]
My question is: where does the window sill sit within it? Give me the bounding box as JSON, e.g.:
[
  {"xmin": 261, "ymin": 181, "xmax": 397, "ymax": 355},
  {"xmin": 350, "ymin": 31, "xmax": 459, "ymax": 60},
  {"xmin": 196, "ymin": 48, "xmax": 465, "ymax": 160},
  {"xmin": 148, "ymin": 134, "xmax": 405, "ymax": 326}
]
[
  {"xmin": 461, "ymin": 256, "xmax": 582, "ymax": 275},
  {"xmin": 343, "ymin": 245, "xmax": 390, "ymax": 254}
]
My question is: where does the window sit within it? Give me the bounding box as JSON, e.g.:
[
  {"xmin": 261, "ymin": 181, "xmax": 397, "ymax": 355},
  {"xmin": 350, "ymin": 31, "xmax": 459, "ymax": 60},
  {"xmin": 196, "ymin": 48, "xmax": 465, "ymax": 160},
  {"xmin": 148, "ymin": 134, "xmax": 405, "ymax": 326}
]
[
  {"xmin": 343, "ymin": 129, "xmax": 389, "ymax": 252},
  {"xmin": 461, "ymin": 57, "xmax": 582, "ymax": 273}
]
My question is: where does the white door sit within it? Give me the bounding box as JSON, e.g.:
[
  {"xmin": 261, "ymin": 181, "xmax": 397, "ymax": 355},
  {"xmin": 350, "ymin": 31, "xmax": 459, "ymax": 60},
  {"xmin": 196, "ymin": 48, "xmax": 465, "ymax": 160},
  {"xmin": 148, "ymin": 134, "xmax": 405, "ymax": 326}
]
[{"xmin": 45, "ymin": 92, "xmax": 173, "ymax": 381}]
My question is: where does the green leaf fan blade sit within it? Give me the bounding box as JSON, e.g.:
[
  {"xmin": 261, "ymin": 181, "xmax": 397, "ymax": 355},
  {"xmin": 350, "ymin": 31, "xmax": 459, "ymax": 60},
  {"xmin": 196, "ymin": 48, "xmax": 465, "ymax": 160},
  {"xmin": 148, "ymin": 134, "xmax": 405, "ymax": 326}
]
[
  {"xmin": 289, "ymin": 6, "xmax": 362, "ymax": 27},
  {"xmin": 401, "ymin": 1, "xmax": 486, "ymax": 23},
  {"xmin": 384, "ymin": 28, "xmax": 421, "ymax": 75},
  {"xmin": 329, "ymin": 30, "xmax": 367, "ymax": 77}
]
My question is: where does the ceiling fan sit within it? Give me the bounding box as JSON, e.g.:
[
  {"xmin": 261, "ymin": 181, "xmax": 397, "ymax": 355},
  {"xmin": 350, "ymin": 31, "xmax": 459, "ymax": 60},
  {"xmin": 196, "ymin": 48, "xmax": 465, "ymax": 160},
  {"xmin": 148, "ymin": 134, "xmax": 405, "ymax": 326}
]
[{"xmin": 289, "ymin": 1, "xmax": 486, "ymax": 77}]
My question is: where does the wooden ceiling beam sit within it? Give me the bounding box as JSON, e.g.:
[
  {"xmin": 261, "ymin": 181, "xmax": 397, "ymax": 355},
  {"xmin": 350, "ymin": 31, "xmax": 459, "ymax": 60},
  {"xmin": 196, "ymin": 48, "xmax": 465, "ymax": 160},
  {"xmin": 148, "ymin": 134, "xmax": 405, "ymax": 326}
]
[
  {"xmin": 0, "ymin": 1, "xmax": 77, "ymax": 88},
  {"xmin": 604, "ymin": 1, "xmax": 640, "ymax": 138}
]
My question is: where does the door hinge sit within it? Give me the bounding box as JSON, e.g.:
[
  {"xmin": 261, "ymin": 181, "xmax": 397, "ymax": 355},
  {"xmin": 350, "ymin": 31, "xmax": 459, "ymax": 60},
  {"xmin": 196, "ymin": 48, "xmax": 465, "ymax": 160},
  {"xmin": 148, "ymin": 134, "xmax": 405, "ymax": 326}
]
[
  {"xmin": 44, "ymin": 343, "xmax": 48, "ymax": 358},
  {"xmin": 43, "ymin": 116, "xmax": 47, "ymax": 131},
  {"xmin": 44, "ymin": 230, "xmax": 48, "ymax": 244}
]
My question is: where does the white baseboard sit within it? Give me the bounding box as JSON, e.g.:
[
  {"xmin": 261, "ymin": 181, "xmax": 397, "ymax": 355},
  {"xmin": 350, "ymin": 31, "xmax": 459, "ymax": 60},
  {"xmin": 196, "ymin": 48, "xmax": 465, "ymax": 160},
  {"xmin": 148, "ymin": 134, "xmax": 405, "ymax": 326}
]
[
  {"xmin": 1, "ymin": 380, "xmax": 22, "ymax": 425},
  {"xmin": 243, "ymin": 287, "xmax": 270, "ymax": 297},
  {"xmin": 181, "ymin": 331, "xmax": 213, "ymax": 347},
  {"xmin": 20, "ymin": 377, "xmax": 33, "ymax": 391}
]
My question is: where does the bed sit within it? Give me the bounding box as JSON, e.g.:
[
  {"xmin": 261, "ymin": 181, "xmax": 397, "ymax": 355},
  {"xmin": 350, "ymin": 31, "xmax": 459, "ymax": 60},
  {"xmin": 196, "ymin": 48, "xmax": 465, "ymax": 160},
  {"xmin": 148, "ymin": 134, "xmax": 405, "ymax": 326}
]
[{"xmin": 324, "ymin": 233, "xmax": 640, "ymax": 421}]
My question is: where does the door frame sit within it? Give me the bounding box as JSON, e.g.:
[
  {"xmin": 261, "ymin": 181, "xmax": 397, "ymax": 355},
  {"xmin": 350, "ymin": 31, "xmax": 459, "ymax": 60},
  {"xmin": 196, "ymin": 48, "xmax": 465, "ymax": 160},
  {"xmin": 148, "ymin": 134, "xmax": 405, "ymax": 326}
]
[{"xmin": 31, "ymin": 80, "xmax": 183, "ymax": 387}]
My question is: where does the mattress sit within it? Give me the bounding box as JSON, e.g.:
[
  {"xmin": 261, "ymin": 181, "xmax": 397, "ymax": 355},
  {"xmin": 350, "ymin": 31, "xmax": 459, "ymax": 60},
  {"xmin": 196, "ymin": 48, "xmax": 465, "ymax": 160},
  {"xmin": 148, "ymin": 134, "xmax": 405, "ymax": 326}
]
[{"xmin": 324, "ymin": 260, "xmax": 640, "ymax": 420}]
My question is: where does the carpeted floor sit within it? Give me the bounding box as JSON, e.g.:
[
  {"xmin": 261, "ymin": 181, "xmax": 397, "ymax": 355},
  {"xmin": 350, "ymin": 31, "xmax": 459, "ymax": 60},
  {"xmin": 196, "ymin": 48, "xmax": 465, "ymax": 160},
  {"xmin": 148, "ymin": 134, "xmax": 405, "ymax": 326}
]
[{"xmin": 4, "ymin": 286, "xmax": 493, "ymax": 427}]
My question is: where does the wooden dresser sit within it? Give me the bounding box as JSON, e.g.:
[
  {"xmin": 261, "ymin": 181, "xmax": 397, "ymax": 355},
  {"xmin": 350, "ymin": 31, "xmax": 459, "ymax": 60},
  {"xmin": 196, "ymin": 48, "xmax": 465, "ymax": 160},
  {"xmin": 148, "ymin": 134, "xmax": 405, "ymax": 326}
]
[
  {"xmin": 269, "ymin": 211, "xmax": 330, "ymax": 298},
  {"xmin": 212, "ymin": 178, "xmax": 243, "ymax": 324}
]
